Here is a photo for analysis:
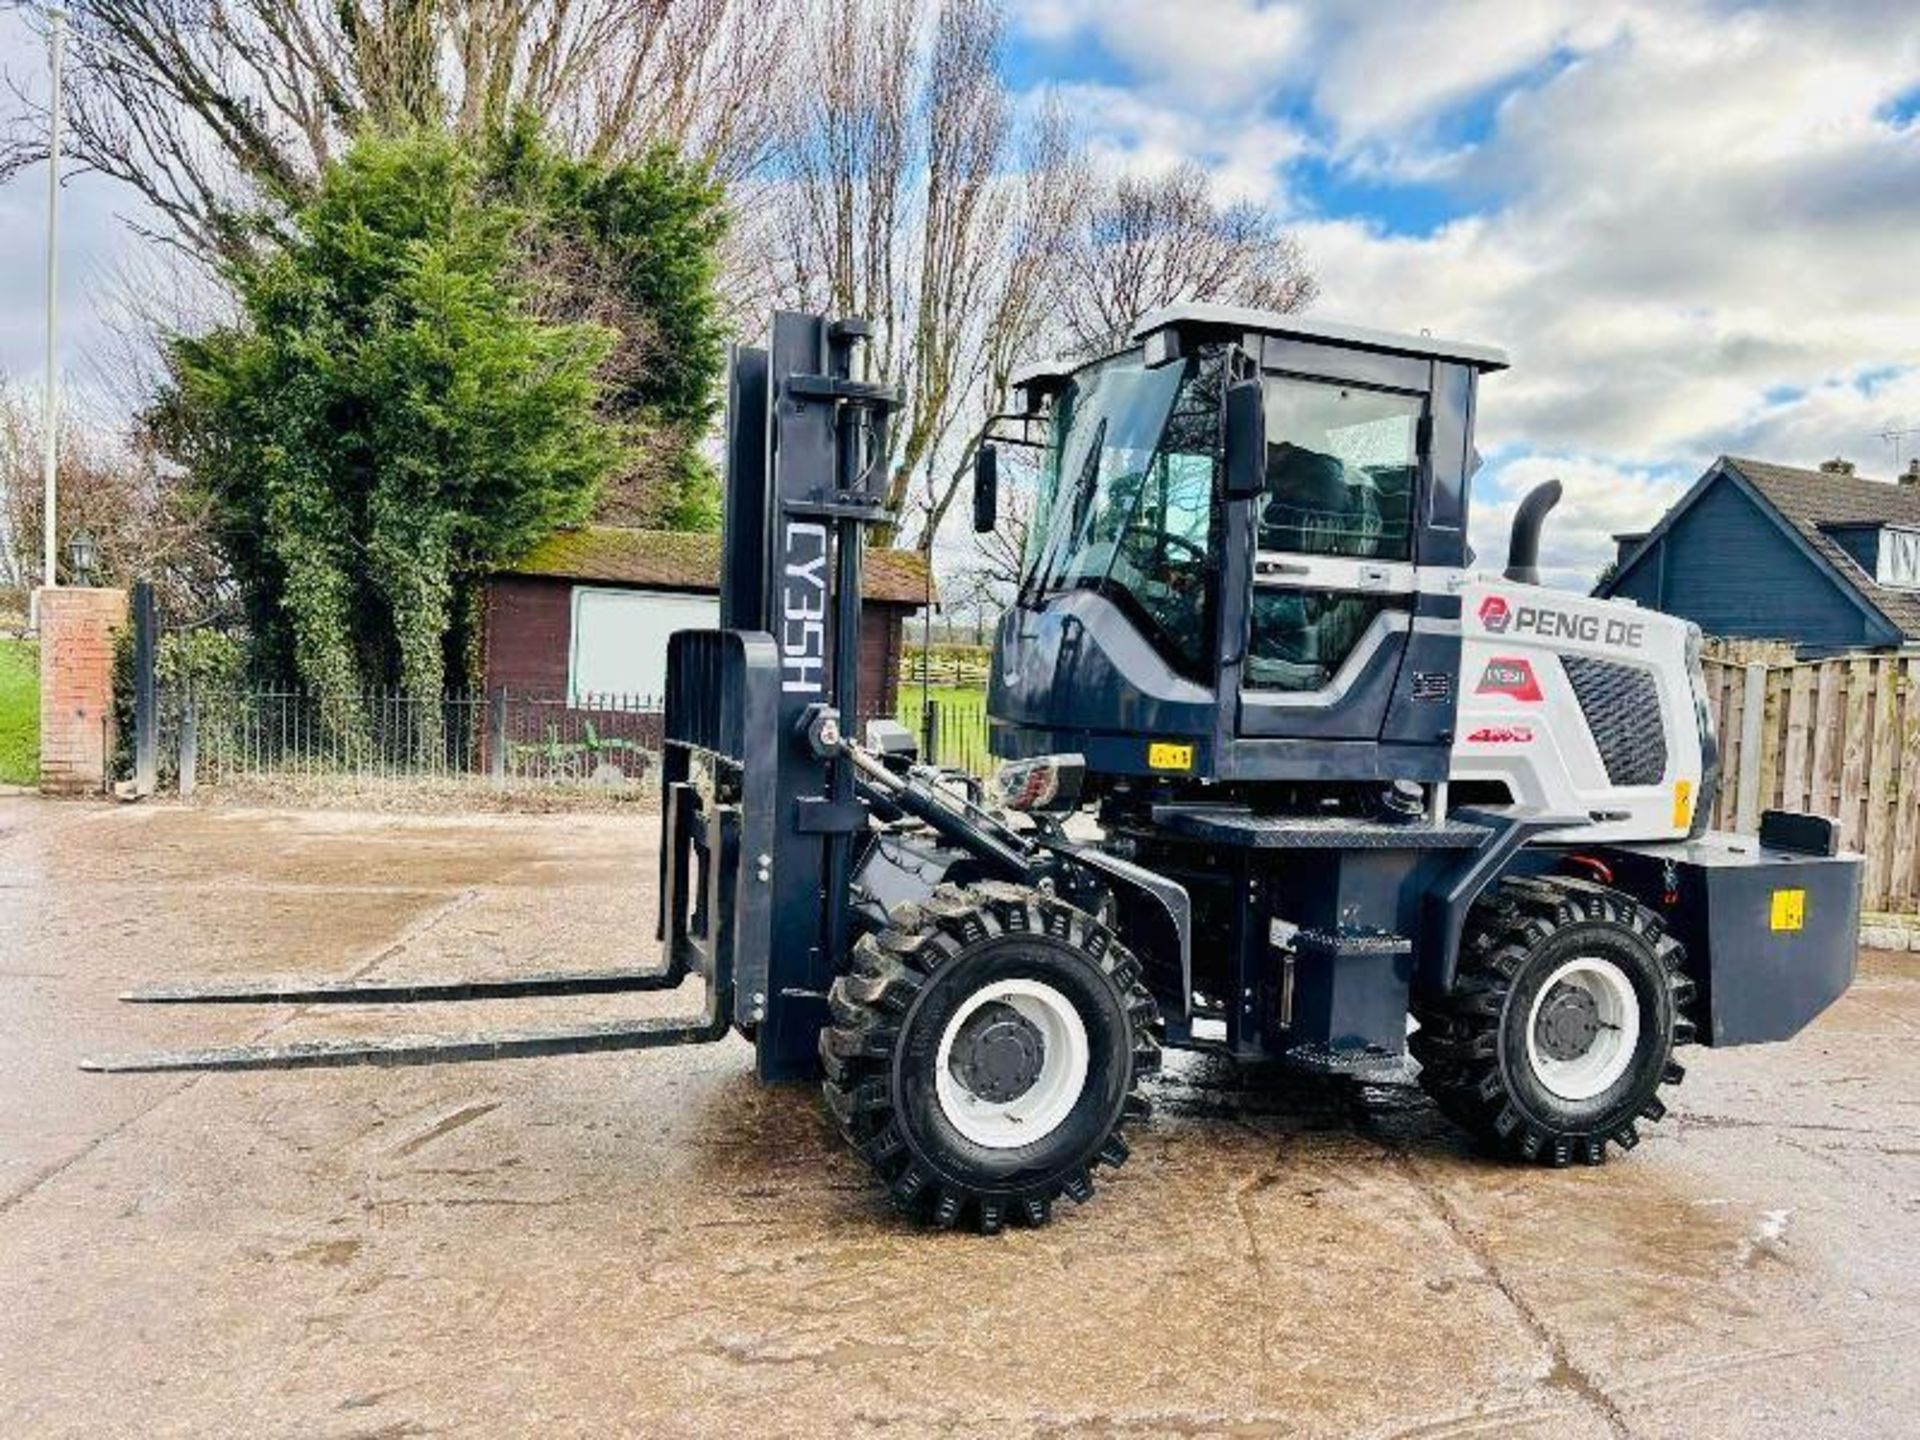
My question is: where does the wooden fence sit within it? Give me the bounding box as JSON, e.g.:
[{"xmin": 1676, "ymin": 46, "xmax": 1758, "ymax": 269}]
[{"xmin": 1703, "ymin": 653, "xmax": 1920, "ymax": 912}]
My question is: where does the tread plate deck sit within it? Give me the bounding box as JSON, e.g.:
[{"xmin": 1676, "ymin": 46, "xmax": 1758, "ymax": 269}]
[{"xmin": 1149, "ymin": 807, "xmax": 1493, "ymax": 850}]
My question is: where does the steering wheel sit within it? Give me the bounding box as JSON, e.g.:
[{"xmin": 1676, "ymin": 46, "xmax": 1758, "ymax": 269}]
[{"xmin": 1156, "ymin": 534, "xmax": 1208, "ymax": 570}]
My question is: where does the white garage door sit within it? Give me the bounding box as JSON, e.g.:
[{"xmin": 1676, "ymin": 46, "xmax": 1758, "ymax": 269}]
[{"xmin": 569, "ymin": 587, "xmax": 719, "ymax": 705}]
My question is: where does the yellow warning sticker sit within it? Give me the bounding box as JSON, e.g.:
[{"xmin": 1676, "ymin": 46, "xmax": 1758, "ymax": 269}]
[
  {"xmin": 1148, "ymin": 742, "xmax": 1195, "ymax": 772},
  {"xmin": 1672, "ymin": 779, "xmax": 1694, "ymax": 831},
  {"xmin": 1770, "ymin": 888, "xmax": 1806, "ymax": 932}
]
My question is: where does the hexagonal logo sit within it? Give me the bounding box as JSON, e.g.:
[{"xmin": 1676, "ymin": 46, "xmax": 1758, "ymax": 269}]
[{"xmin": 1478, "ymin": 594, "xmax": 1512, "ymax": 633}]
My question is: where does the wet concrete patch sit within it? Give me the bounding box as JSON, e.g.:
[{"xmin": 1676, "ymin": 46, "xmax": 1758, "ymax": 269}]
[{"xmin": 0, "ymin": 799, "xmax": 1915, "ymax": 1436}]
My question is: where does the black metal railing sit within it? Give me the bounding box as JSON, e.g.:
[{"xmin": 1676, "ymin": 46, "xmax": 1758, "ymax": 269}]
[
  {"xmin": 152, "ymin": 683, "xmax": 998, "ymax": 797},
  {"xmin": 160, "ymin": 687, "xmax": 664, "ymax": 795}
]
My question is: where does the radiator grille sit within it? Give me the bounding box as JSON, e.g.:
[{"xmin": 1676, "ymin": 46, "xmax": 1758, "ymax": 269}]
[{"xmin": 1562, "ymin": 657, "xmax": 1667, "ymax": 787}]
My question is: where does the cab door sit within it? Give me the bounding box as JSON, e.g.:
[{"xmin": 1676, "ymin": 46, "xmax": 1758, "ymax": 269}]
[{"xmin": 1237, "ymin": 373, "xmax": 1427, "ymax": 741}]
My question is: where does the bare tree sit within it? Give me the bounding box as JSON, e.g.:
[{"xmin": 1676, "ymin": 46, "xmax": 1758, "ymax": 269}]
[
  {"xmin": 85, "ymin": 244, "xmax": 236, "ymax": 422},
  {"xmin": 0, "ymin": 379, "xmax": 227, "ymax": 617},
  {"xmin": 937, "ymin": 161, "xmax": 1317, "ymax": 579},
  {"xmin": 0, "ymin": 0, "xmax": 796, "ymax": 261},
  {"xmin": 765, "ymin": 0, "xmax": 1083, "ymax": 548},
  {"xmin": 1058, "ymin": 163, "xmax": 1317, "ymax": 357},
  {"xmin": 915, "ymin": 101, "xmax": 1087, "ymax": 546},
  {"xmin": 759, "ymin": 3, "xmax": 1314, "ymax": 554},
  {"xmin": 969, "ymin": 478, "xmax": 1032, "ymax": 593}
]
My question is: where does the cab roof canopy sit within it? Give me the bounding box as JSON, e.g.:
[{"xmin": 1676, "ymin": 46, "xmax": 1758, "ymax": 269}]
[
  {"xmin": 1009, "ymin": 303, "xmax": 1508, "ymax": 410},
  {"xmin": 1132, "ymin": 302, "xmax": 1510, "ymax": 374}
]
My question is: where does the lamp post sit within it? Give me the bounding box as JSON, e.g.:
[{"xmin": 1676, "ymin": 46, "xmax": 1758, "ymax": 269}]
[
  {"xmin": 41, "ymin": 6, "xmax": 66, "ymax": 603},
  {"xmin": 920, "ymin": 486, "xmax": 935, "ymax": 760},
  {"xmin": 66, "ymin": 527, "xmax": 96, "ymax": 587}
]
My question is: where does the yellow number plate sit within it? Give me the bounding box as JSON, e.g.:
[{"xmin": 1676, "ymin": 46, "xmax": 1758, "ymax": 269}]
[
  {"xmin": 1148, "ymin": 742, "xmax": 1195, "ymax": 772},
  {"xmin": 1770, "ymin": 888, "xmax": 1806, "ymax": 932}
]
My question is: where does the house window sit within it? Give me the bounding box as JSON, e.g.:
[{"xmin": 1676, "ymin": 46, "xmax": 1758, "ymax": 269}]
[
  {"xmin": 568, "ymin": 587, "xmax": 718, "ymax": 705},
  {"xmin": 1879, "ymin": 526, "xmax": 1920, "ymax": 589}
]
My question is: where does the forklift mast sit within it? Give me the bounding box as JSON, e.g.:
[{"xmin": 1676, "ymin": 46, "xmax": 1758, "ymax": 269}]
[{"xmin": 703, "ymin": 312, "xmax": 902, "ymax": 1077}]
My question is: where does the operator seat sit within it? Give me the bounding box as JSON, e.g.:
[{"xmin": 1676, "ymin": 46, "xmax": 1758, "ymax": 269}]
[
  {"xmin": 1261, "ymin": 444, "xmax": 1377, "ymax": 555},
  {"xmin": 1248, "ymin": 443, "xmax": 1386, "ymax": 690}
]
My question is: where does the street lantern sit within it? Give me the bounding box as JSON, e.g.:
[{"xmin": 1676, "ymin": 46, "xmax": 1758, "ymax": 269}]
[{"xmin": 67, "ymin": 527, "xmax": 96, "ymax": 587}]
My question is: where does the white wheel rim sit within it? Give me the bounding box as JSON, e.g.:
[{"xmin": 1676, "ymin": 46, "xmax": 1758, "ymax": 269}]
[
  {"xmin": 1524, "ymin": 957, "xmax": 1640, "ymax": 1101},
  {"xmin": 934, "ymin": 979, "xmax": 1090, "ymax": 1149}
]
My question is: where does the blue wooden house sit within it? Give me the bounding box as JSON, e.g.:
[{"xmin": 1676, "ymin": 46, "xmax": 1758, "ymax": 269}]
[{"xmin": 1600, "ymin": 455, "xmax": 1920, "ymax": 654}]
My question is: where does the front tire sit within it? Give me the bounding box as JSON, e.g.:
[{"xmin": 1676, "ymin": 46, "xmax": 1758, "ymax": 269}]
[
  {"xmin": 1411, "ymin": 876, "xmax": 1695, "ymax": 1166},
  {"xmin": 820, "ymin": 882, "xmax": 1159, "ymax": 1232}
]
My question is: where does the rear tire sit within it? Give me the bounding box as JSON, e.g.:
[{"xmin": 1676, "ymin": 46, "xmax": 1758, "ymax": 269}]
[
  {"xmin": 820, "ymin": 882, "xmax": 1159, "ymax": 1232},
  {"xmin": 1410, "ymin": 875, "xmax": 1695, "ymax": 1166}
]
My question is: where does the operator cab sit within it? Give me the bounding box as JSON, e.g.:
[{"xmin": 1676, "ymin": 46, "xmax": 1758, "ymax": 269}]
[{"xmin": 985, "ymin": 303, "xmax": 1508, "ymax": 789}]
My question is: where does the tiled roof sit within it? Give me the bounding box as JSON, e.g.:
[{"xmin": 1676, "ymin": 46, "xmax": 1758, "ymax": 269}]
[
  {"xmin": 1723, "ymin": 457, "xmax": 1920, "ymax": 640},
  {"xmin": 499, "ymin": 527, "xmax": 934, "ymax": 607}
]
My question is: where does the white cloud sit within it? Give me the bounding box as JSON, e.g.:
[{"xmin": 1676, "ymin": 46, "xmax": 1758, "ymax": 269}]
[
  {"xmin": 1047, "ymin": 82, "xmax": 1310, "ymax": 205},
  {"xmin": 1020, "ymin": 0, "xmax": 1920, "ymax": 579},
  {"xmin": 1717, "ymin": 368, "xmax": 1920, "ymax": 475},
  {"xmin": 1018, "ymin": 0, "xmax": 1310, "ymax": 111},
  {"xmin": 1299, "ymin": 3, "xmax": 1920, "ymax": 479},
  {"xmin": 1304, "ymin": 0, "xmax": 1625, "ymax": 163}
]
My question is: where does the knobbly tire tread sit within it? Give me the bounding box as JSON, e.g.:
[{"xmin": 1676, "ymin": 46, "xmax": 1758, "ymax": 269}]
[
  {"xmin": 820, "ymin": 882, "xmax": 1159, "ymax": 1232},
  {"xmin": 1410, "ymin": 875, "xmax": 1695, "ymax": 1168}
]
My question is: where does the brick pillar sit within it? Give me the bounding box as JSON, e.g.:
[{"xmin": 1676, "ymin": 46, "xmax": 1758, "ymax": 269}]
[{"xmin": 37, "ymin": 587, "xmax": 129, "ymax": 797}]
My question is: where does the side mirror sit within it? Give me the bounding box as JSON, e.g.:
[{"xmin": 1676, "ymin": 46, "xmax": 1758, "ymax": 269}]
[
  {"xmin": 972, "ymin": 443, "xmax": 999, "ymax": 533},
  {"xmin": 1223, "ymin": 378, "xmax": 1267, "ymax": 500}
]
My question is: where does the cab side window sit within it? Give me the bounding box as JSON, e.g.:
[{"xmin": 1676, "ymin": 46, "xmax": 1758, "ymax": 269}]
[
  {"xmin": 1104, "ymin": 359, "xmax": 1222, "ymax": 677},
  {"xmin": 1248, "ymin": 380, "xmax": 1424, "ymax": 692},
  {"xmin": 1257, "ymin": 382, "xmax": 1420, "ymax": 562}
]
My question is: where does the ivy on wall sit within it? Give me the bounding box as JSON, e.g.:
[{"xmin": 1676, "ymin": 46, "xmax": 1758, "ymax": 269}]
[{"xmin": 153, "ymin": 121, "xmax": 727, "ymax": 723}]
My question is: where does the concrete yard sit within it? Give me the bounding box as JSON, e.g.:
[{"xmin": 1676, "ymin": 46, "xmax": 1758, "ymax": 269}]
[{"xmin": 2, "ymin": 797, "xmax": 1917, "ymax": 1438}]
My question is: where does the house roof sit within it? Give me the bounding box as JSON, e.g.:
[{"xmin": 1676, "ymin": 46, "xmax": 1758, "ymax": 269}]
[
  {"xmin": 1724, "ymin": 457, "xmax": 1920, "ymax": 641},
  {"xmin": 1604, "ymin": 455, "xmax": 1920, "ymax": 643},
  {"xmin": 499, "ymin": 526, "xmax": 935, "ymax": 607}
]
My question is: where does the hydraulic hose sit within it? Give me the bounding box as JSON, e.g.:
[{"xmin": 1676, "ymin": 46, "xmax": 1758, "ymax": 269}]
[{"xmin": 842, "ymin": 743, "xmax": 1035, "ymax": 881}]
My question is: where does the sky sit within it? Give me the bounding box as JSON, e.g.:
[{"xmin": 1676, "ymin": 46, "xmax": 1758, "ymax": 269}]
[
  {"xmin": 3, "ymin": 0, "xmax": 1920, "ymax": 590},
  {"xmin": 1001, "ymin": 0, "xmax": 1920, "ymax": 587}
]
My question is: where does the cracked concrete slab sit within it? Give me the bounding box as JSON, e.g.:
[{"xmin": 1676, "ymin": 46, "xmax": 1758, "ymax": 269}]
[{"xmin": 0, "ymin": 798, "xmax": 1915, "ymax": 1437}]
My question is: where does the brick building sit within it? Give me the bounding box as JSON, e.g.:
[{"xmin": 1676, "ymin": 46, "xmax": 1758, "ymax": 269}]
[{"xmin": 481, "ymin": 527, "xmax": 932, "ymax": 714}]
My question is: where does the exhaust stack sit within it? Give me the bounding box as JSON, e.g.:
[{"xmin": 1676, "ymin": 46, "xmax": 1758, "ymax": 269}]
[{"xmin": 1504, "ymin": 479, "xmax": 1562, "ymax": 585}]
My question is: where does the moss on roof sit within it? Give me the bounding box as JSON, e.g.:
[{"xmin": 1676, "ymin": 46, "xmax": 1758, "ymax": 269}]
[{"xmin": 502, "ymin": 526, "xmax": 934, "ymax": 606}]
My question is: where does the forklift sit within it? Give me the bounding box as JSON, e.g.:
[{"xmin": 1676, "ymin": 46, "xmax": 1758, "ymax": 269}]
[{"xmin": 91, "ymin": 307, "xmax": 1862, "ymax": 1234}]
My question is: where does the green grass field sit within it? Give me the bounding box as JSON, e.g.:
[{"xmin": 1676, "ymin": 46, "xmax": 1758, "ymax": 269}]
[
  {"xmin": 892, "ymin": 683, "xmax": 992, "ymax": 775},
  {"xmin": 0, "ymin": 639, "xmax": 38, "ymax": 786},
  {"xmin": 895, "ymin": 683, "xmax": 987, "ymax": 716}
]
